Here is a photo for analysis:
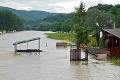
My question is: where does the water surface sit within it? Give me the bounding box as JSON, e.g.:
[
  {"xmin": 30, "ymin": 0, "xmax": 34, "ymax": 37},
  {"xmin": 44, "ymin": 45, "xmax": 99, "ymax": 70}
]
[{"xmin": 0, "ymin": 31, "xmax": 120, "ymax": 80}]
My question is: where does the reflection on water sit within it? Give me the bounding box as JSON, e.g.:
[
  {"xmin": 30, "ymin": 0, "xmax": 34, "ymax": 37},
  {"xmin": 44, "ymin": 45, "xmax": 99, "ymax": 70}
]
[
  {"xmin": 56, "ymin": 45, "xmax": 76, "ymax": 49},
  {"xmin": 56, "ymin": 46, "xmax": 68, "ymax": 49},
  {"xmin": 15, "ymin": 52, "xmax": 41, "ymax": 56},
  {"xmin": 70, "ymin": 61, "xmax": 88, "ymax": 65},
  {"xmin": 0, "ymin": 31, "xmax": 120, "ymax": 80}
]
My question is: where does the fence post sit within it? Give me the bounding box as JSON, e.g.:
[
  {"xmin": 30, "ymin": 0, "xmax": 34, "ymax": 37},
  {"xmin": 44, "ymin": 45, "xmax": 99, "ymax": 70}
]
[
  {"xmin": 85, "ymin": 49, "xmax": 88, "ymax": 60},
  {"xmin": 38, "ymin": 38, "xmax": 40, "ymax": 54}
]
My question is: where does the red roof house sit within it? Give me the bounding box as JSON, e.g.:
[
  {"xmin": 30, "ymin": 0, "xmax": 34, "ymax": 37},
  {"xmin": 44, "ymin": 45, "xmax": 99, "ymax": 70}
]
[{"xmin": 101, "ymin": 29, "xmax": 120, "ymax": 58}]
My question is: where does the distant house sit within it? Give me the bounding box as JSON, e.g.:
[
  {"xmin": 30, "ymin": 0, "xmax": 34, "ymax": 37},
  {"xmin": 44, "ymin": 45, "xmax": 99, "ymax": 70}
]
[{"xmin": 101, "ymin": 29, "xmax": 120, "ymax": 58}]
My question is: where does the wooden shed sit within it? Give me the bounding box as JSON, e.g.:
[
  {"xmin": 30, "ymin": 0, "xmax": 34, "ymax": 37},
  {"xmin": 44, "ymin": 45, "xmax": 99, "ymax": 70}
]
[{"xmin": 101, "ymin": 29, "xmax": 120, "ymax": 58}]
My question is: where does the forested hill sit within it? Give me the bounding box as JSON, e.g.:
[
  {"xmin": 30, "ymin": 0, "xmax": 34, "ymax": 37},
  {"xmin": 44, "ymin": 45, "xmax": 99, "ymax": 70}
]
[
  {"xmin": 88, "ymin": 4, "xmax": 120, "ymax": 29},
  {"xmin": 0, "ymin": 6, "xmax": 58, "ymax": 20},
  {"xmin": 89, "ymin": 4, "xmax": 120, "ymax": 15},
  {"xmin": 43, "ymin": 13, "xmax": 74, "ymax": 22}
]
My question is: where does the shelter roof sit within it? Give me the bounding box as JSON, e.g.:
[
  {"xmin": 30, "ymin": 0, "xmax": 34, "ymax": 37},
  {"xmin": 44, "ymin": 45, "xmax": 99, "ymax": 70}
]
[
  {"xmin": 102, "ymin": 29, "xmax": 120, "ymax": 38},
  {"xmin": 13, "ymin": 37, "xmax": 41, "ymax": 45}
]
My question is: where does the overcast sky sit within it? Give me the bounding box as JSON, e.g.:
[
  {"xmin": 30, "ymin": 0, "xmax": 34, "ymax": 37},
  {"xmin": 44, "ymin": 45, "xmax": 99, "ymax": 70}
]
[{"xmin": 0, "ymin": 0, "xmax": 120, "ymax": 13}]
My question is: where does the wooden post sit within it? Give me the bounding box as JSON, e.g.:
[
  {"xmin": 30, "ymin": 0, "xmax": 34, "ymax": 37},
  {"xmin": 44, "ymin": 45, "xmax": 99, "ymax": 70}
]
[
  {"xmin": 70, "ymin": 49, "xmax": 71, "ymax": 61},
  {"xmin": 106, "ymin": 32, "xmax": 108, "ymax": 49},
  {"xmin": 119, "ymin": 38, "xmax": 120, "ymax": 49},
  {"xmin": 27, "ymin": 41, "xmax": 28, "ymax": 50},
  {"xmin": 77, "ymin": 49, "xmax": 81, "ymax": 60},
  {"xmin": 119, "ymin": 38, "xmax": 120, "ymax": 57},
  {"xmin": 111, "ymin": 35, "xmax": 114, "ymax": 58},
  {"xmin": 85, "ymin": 49, "xmax": 88, "ymax": 60},
  {"xmin": 38, "ymin": 39, "xmax": 40, "ymax": 54},
  {"xmin": 14, "ymin": 44, "xmax": 17, "ymax": 54}
]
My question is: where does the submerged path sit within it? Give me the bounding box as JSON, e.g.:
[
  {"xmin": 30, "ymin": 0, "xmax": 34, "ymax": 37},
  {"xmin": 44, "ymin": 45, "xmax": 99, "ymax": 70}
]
[{"xmin": 0, "ymin": 31, "xmax": 120, "ymax": 80}]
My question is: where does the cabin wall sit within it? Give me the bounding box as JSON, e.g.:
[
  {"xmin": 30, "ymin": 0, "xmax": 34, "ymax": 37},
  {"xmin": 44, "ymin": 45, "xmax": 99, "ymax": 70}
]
[
  {"xmin": 102, "ymin": 31, "xmax": 120, "ymax": 58},
  {"xmin": 110, "ymin": 47, "xmax": 120, "ymax": 58},
  {"xmin": 110, "ymin": 38, "xmax": 120, "ymax": 58}
]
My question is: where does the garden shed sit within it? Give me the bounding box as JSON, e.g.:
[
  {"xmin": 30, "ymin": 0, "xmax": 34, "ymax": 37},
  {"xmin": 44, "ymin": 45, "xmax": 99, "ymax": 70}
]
[{"xmin": 101, "ymin": 29, "xmax": 120, "ymax": 58}]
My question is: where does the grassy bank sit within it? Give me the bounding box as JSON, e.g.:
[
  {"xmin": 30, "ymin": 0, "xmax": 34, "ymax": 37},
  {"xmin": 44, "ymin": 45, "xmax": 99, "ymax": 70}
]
[
  {"xmin": 108, "ymin": 58, "xmax": 120, "ymax": 66},
  {"xmin": 45, "ymin": 33, "xmax": 76, "ymax": 43}
]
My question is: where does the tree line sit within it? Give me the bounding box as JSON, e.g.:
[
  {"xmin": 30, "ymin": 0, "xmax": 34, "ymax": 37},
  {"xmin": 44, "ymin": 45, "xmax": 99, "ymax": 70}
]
[
  {"xmin": 25, "ymin": 13, "xmax": 74, "ymax": 33},
  {"xmin": 0, "ymin": 10, "xmax": 24, "ymax": 33},
  {"xmin": 1, "ymin": 3, "xmax": 120, "ymax": 34},
  {"xmin": 26, "ymin": 3, "xmax": 120, "ymax": 34}
]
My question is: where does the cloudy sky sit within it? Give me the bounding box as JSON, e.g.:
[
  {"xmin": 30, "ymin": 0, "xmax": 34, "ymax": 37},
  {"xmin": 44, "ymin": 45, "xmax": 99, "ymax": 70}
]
[{"xmin": 0, "ymin": 0, "xmax": 120, "ymax": 13}]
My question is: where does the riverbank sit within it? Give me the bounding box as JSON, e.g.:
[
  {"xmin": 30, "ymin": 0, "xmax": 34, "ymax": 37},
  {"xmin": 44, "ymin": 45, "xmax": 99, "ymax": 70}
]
[
  {"xmin": 45, "ymin": 33, "xmax": 76, "ymax": 43},
  {"xmin": 45, "ymin": 32, "xmax": 120, "ymax": 66}
]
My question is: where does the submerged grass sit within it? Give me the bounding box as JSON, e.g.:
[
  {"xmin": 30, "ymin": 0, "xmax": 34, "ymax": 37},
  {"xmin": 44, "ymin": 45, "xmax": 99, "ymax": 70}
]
[
  {"xmin": 108, "ymin": 57, "xmax": 120, "ymax": 66},
  {"xmin": 45, "ymin": 33, "xmax": 76, "ymax": 43}
]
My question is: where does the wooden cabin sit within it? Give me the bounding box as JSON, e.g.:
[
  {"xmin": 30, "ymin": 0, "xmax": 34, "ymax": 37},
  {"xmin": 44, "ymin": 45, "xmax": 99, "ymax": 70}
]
[{"xmin": 101, "ymin": 29, "xmax": 120, "ymax": 58}]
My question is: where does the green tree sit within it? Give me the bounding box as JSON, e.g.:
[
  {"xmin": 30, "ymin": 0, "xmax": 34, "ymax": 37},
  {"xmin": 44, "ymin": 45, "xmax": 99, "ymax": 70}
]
[
  {"xmin": 86, "ymin": 8, "xmax": 115, "ymax": 33},
  {"xmin": 74, "ymin": 2, "xmax": 88, "ymax": 49},
  {"xmin": 0, "ymin": 10, "xmax": 24, "ymax": 32}
]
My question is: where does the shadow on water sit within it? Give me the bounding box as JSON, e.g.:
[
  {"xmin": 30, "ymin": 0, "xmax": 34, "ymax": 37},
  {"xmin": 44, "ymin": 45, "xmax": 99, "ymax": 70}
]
[
  {"xmin": 14, "ymin": 52, "xmax": 41, "ymax": 56},
  {"xmin": 70, "ymin": 61, "xmax": 88, "ymax": 65},
  {"xmin": 56, "ymin": 46, "xmax": 68, "ymax": 49}
]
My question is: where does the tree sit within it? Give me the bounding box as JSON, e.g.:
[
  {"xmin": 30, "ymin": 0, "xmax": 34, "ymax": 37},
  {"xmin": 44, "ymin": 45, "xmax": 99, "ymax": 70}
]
[
  {"xmin": 115, "ymin": 15, "xmax": 120, "ymax": 28},
  {"xmin": 74, "ymin": 23, "xmax": 88, "ymax": 49},
  {"xmin": 0, "ymin": 10, "xmax": 24, "ymax": 32},
  {"xmin": 86, "ymin": 8, "xmax": 115, "ymax": 33},
  {"xmin": 74, "ymin": 2, "xmax": 88, "ymax": 49}
]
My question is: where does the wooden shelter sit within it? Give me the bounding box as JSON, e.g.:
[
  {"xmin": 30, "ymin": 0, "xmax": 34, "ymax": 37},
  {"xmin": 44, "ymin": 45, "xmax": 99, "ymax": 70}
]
[
  {"xmin": 13, "ymin": 37, "xmax": 41, "ymax": 54},
  {"xmin": 101, "ymin": 29, "xmax": 120, "ymax": 58}
]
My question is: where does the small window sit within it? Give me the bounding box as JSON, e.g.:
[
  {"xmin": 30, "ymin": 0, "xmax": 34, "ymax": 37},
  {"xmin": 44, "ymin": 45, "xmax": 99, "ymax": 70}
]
[{"xmin": 114, "ymin": 37, "xmax": 119, "ymax": 47}]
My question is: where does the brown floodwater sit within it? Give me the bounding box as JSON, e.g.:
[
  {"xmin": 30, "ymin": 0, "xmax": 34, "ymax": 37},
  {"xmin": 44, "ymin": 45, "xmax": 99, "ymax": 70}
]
[{"xmin": 0, "ymin": 31, "xmax": 120, "ymax": 80}]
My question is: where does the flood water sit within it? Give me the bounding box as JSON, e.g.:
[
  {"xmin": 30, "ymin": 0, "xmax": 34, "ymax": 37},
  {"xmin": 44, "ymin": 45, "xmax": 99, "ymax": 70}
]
[{"xmin": 0, "ymin": 31, "xmax": 120, "ymax": 80}]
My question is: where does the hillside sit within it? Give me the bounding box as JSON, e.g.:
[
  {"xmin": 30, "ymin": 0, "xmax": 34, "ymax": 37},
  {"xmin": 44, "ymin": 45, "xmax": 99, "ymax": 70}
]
[
  {"xmin": 89, "ymin": 4, "xmax": 120, "ymax": 15},
  {"xmin": 0, "ymin": 6, "xmax": 58, "ymax": 20},
  {"xmin": 43, "ymin": 13, "xmax": 74, "ymax": 22}
]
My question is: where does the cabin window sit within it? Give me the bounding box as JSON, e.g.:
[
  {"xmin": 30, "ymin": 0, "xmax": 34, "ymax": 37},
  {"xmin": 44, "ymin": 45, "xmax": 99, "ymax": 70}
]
[
  {"xmin": 113, "ymin": 37, "xmax": 119, "ymax": 47},
  {"xmin": 100, "ymin": 31, "xmax": 103, "ymax": 38},
  {"xmin": 116, "ymin": 39, "xmax": 117, "ymax": 43}
]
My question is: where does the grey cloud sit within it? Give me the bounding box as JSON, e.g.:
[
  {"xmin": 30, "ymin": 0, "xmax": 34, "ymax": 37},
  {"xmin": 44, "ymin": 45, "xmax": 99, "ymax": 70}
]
[
  {"xmin": 29, "ymin": 3, "xmax": 65, "ymax": 13},
  {"xmin": 85, "ymin": 0, "xmax": 105, "ymax": 10},
  {"xmin": 0, "ymin": 0, "xmax": 115, "ymax": 13}
]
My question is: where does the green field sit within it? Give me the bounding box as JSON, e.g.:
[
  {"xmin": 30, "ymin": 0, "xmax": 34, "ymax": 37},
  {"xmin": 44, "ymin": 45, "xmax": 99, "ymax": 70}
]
[{"xmin": 45, "ymin": 33, "xmax": 76, "ymax": 43}]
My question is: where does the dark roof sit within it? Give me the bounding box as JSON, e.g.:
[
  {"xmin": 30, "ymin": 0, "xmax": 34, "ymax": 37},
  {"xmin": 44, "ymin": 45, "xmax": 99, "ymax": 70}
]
[
  {"xmin": 13, "ymin": 37, "xmax": 41, "ymax": 45},
  {"xmin": 102, "ymin": 29, "xmax": 120, "ymax": 38}
]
